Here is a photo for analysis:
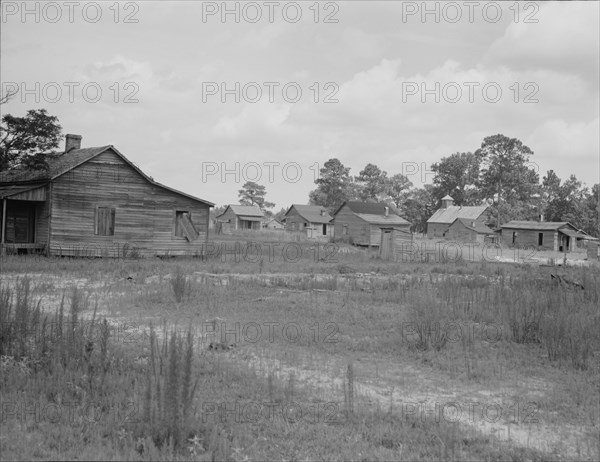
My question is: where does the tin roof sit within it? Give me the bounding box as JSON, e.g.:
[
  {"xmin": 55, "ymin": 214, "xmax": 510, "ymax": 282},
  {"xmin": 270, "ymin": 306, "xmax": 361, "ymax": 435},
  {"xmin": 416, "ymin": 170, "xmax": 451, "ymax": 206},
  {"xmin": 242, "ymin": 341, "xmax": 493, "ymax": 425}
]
[{"xmin": 427, "ymin": 205, "xmax": 488, "ymax": 224}]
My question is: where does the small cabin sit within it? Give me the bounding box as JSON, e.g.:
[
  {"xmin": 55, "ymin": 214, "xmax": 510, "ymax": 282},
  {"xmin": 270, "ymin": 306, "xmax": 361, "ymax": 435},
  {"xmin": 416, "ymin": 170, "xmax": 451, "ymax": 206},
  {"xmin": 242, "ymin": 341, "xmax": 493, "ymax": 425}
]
[
  {"xmin": 215, "ymin": 205, "xmax": 264, "ymax": 232},
  {"xmin": 426, "ymin": 195, "xmax": 490, "ymax": 239},
  {"xmin": 332, "ymin": 201, "xmax": 411, "ymax": 247},
  {"xmin": 283, "ymin": 204, "xmax": 333, "ymax": 240},
  {"xmin": 500, "ymin": 221, "xmax": 591, "ymax": 252},
  {"xmin": 262, "ymin": 217, "xmax": 284, "ymax": 230},
  {"xmin": 443, "ymin": 218, "xmax": 496, "ymax": 244},
  {"xmin": 0, "ymin": 134, "xmax": 213, "ymax": 257}
]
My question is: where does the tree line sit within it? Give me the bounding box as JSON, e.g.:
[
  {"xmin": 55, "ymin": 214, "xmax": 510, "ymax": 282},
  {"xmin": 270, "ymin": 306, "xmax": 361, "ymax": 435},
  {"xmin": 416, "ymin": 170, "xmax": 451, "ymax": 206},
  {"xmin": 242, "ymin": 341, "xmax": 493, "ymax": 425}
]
[{"xmin": 308, "ymin": 134, "xmax": 598, "ymax": 237}]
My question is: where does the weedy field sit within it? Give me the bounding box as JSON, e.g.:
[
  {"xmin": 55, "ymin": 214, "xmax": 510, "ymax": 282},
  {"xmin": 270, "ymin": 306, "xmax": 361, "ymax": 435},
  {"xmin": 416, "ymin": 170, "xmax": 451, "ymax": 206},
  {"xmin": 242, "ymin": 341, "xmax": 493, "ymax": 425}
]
[{"xmin": 1, "ymin": 239, "xmax": 599, "ymax": 461}]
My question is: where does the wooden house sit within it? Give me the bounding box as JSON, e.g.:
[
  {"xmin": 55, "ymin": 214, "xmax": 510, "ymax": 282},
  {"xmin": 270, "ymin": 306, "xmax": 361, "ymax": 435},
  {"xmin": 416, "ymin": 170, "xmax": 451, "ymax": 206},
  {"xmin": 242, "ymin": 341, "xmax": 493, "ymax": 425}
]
[
  {"xmin": 215, "ymin": 205, "xmax": 264, "ymax": 231},
  {"xmin": 379, "ymin": 226, "xmax": 413, "ymax": 260},
  {"xmin": 500, "ymin": 220, "xmax": 591, "ymax": 252},
  {"xmin": 262, "ymin": 217, "xmax": 284, "ymax": 230},
  {"xmin": 332, "ymin": 201, "xmax": 411, "ymax": 246},
  {"xmin": 443, "ymin": 218, "xmax": 496, "ymax": 244},
  {"xmin": 426, "ymin": 195, "xmax": 490, "ymax": 238},
  {"xmin": 0, "ymin": 134, "xmax": 213, "ymax": 257},
  {"xmin": 283, "ymin": 204, "xmax": 333, "ymax": 240}
]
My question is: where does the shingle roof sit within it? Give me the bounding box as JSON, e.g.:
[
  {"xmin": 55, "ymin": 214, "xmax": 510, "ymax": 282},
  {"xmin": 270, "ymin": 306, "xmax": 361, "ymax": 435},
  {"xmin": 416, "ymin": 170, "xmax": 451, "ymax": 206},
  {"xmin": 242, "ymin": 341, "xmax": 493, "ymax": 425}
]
[
  {"xmin": 0, "ymin": 145, "xmax": 214, "ymax": 206},
  {"xmin": 219, "ymin": 205, "xmax": 264, "ymax": 218},
  {"xmin": 500, "ymin": 221, "xmax": 571, "ymax": 231},
  {"xmin": 427, "ymin": 205, "xmax": 488, "ymax": 224},
  {"xmin": 285, "ymin": 204, "xmax": 332, "ymax": 224},
  {"xmin": 441, "ymin": 195, "xmax": 454, "ymax": 200},
  {"xmin": 452, "ymin": 218, "xmax": 495, "ymax": 235},
  {"xmin": 0, "ymin": 147, "xmax": 113, "ymax": 184}
]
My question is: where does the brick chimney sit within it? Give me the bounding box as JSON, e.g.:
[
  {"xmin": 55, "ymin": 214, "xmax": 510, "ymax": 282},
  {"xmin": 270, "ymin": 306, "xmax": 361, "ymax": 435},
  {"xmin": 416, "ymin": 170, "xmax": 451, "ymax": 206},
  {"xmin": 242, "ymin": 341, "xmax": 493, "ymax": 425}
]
[
  {"xmin": 384, "ymin": 206, "xmax": 389, "ymax": 217},
  {"xmin": 65, "ymin": 134, "xmax": 82, "ymax": 152},
  {"xmin": 320, "ymin": 209, "xmax": 325, "ymax": 217},
  {"xmin": 539, "ymin": 213, "xmax": 545, "ymax": 222}
]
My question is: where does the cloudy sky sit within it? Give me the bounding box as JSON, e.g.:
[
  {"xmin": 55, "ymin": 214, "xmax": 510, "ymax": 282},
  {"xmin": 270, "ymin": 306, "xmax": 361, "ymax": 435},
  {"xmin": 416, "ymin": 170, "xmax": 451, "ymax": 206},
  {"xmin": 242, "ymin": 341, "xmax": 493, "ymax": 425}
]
[{"xmin": 2, "ymin": 1, "xmax": 598, "ymax": 209}]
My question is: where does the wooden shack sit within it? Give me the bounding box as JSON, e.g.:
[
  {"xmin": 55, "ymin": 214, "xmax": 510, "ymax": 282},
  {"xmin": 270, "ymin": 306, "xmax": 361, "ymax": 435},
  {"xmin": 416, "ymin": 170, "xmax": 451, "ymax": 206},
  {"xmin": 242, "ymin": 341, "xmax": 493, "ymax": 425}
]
[
  {"xmin": 379, "ymin": 226, "xmax": 413, "ymax": 261},
  {"xmin": 500, "ymin": 221, "xmax": 589, "ymax": 252},
  {"xmin": 332, "ymin": 201, "xmax": 411, "ymax": 247},
  {"xmin": 283, "ymin": 204, "xmax": 332, "ymax": 240},
  {"xmin": 215, "ymin": 205, "xmax": 264, "ymax": 231},
  {"xmin": 426, "ymin": 195, "xmax": 490, "ymax": 239},
  {"xmin": 443, "ymin": 218, "xmax": 495, "ymax": 244},
  {"xmin": 0, "ymin": 134, "xmax": 213, "ymax": 257}
]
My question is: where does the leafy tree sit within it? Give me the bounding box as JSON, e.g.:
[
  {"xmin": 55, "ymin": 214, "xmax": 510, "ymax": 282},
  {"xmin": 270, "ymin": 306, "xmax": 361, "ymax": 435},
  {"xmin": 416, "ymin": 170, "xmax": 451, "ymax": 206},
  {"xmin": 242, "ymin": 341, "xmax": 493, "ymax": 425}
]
[
  {"xmin": 582, "ymin": 184, "xmax": 599, "ymax": 237},
  {"xmin": 0, "ymin": 109, "xmax": 63, "ymax": 172},
  {"xmin": 542, "ymin": 172, "xmax": 588, "ymax": 226},
  {"xmin": 355, "ymin": 163, "xmax": 388, "ymax": 201},
  {"xmin": 308, "ymin": 158, "xmax": 356, "ymax": 212},
  {"xmin": 476, "ymin": 134, "xmax": 539, "ymax": 226},
  {"xmin": 431, "ymin": 152, "xmax": 480, "ymax": 205},
  {"xmin": 386, "ymin": 173, "xmax": 413, "ymax": 208},
  {"xmin": 238, "ymin": 181, "xmax": 275, "ymax": 210},
  {"xmin": 399, "ymin": 185, "xmax": 437, "ymax": 234}
]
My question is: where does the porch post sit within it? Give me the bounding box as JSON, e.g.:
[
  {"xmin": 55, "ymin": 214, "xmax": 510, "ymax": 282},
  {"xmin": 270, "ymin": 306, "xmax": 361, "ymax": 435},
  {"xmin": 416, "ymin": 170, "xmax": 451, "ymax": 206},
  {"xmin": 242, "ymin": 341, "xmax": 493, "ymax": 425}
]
[{"xmin": 1, "ymin": 198, "xmax": 6, "ymax": 255}]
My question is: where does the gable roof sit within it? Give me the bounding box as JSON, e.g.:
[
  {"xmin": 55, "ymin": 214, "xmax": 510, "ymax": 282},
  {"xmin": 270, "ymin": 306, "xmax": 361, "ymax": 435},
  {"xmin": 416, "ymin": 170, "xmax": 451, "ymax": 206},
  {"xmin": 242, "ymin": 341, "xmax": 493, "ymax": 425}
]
[
  {"xmin": 264, "ymin": 217, "xmax": 283, "ymax": 224},
  {"xmin": 0, "ymin": 145, "xmax": 214, "ymax": 206},
  {"xmin": 217, "ymin": 205, "xmax": 264, "ymax": 218},
  {"xmin": 285, "ymin": 204, "xmax": 332, "ymax": 224},
  {"xmin": 333, "ymin": 201, "xmax": 411, "ymax": 226},
  {"xmin": 450, "ymin": 218, "xmax": 495, "ymax": 235},
  {"xmin": 500, "ymin": 221, "xmax": 575, "ymax": 231},
  {"xmin": 334, "ymin": 201, "xmax": 393, "ymax": 216},
  {"xmin": 427, "ymin": 205, "xmax": 488, "ymax": 224}
]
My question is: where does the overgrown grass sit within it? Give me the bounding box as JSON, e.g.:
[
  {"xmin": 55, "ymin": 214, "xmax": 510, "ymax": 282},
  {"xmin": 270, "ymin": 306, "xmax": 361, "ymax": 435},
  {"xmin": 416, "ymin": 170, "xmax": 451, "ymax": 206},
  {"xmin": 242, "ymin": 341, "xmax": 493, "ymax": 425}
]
[
  {"xmin": 2, "ymin": 251, "xmax": 599, "ymax": 460},
  {"xmin": 1, "ymin": 277, "xmax": 562, "ymax": 461}
]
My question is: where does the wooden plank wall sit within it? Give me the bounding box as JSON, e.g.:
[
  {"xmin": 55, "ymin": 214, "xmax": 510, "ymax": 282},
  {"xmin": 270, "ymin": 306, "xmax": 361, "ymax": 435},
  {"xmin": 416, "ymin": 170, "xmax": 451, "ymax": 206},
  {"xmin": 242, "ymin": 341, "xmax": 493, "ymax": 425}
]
[
  {"xmin": 333, "ymin": 205, "xmax": 370, "ymax": 245},
  {"xmin": 217, "ymin": 208, "xmax": 238, "ymax": 230},
  {"xmin": 501, "ymin": 228, "xmax": 557, "ymax": 251},
  {"xmin": 49, "ymin": 149, "xmax": 210, "ymax": 257}
]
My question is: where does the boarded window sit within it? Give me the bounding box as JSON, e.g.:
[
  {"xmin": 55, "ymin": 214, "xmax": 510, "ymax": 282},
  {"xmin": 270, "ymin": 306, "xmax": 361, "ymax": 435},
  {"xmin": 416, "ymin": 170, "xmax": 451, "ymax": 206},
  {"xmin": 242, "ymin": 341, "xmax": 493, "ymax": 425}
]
[
  {"xmin": 343, "ymin": 224, "xmax": 348, "ymax": 235},
  {"xmin": 96, "ymin": 207, "xmax": 115, "ymax": 236},
  {"xmin": 175, "ymin": 211, "xmax": 199, "ymax": 241}
]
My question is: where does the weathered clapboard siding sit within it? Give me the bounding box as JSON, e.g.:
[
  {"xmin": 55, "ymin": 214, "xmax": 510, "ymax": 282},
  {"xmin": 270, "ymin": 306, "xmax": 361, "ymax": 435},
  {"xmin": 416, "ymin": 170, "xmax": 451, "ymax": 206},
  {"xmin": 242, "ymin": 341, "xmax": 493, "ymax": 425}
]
[
  {"xmin": 333, "ymin": 204, "xmax": 370, "ymax": 245},
  {"xmin": 501, "ymin": 228, "xmax": 559, "ymax": 251},
  {"xmin": 35, "ymin": 197, "xmax": 50, "ymax": 246},
  {"xmin": 217, "ymin": 207, "xmax": 240, "ymax": 230},
  {"xmin": 445, "ymin": 220, "xmax": 486, "ymax": 244},
  {"xmin": 284, "ymin": 207, "xmax": 308, "ymax": 232},
  {"xmin": 380, "ymin": 227, "xmax": 413, "ymax": 260},
  {"xmin": 48, "ymin": 148, "xmax": 209, "ymax": 256},
  {"xmin": 428, "ymin": 214, "xmax": 489, "ymax": 239}
]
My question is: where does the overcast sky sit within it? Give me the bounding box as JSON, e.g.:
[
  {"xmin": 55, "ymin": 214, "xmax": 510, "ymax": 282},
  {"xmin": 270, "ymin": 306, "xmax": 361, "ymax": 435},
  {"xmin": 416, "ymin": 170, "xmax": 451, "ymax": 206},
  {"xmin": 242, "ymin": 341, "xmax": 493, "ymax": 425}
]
[{"xmin": 2, "ymin": 1, "xmax": 599, "ymax": 209}]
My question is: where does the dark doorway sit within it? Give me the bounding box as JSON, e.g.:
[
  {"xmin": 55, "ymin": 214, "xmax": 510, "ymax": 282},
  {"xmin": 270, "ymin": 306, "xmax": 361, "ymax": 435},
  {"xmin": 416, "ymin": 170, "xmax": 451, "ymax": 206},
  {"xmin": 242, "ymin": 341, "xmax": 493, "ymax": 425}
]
[
  {"xmin": 3, "ymin": 201, "xmax": 36, "ymax": 243},
  {"xmin": 322, "ymin": 224, "xmax": 327, "ymax": 236},
  {"xmin": 538, "ymin": 233, "xmax": 543, "ymax": 246}
]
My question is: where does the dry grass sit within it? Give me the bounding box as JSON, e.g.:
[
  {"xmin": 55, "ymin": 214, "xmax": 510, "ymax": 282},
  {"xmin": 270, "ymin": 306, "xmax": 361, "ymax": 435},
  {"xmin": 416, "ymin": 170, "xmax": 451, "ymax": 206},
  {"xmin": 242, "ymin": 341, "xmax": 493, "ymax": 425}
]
[{"xmin": 1, "ymin": 241, "xmax": 599, "ymax": 460}]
